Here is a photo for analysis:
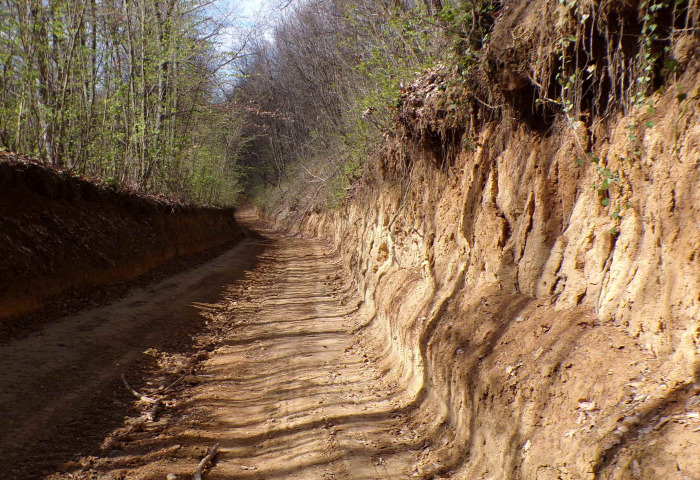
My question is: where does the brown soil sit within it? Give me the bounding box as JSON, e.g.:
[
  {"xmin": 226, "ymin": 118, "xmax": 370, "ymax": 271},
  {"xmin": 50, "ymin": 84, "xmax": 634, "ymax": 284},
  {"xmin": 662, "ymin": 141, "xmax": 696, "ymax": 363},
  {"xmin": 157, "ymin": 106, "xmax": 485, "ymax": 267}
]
[
  {"xmin": 0, "ymin": 238, "xmax": 243, "ymax": 344},
  {"xmin": 0, "ymin": 154, "xmax": 242, "ymax": 323},
  {"xmin": 265, "ymin": 59, "xmax": 700, "ymax": 478},
  {"xmin": 1, "ymin": 208, "xmax": 436, "ymax": 480}
]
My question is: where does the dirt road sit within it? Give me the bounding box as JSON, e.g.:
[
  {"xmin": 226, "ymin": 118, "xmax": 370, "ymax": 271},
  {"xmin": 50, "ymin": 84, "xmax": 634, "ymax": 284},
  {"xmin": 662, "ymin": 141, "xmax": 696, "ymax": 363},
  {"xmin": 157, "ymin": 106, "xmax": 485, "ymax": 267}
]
[{"xmin": 1, "ymin": 210, "xmax": 424, "ymax": 479}]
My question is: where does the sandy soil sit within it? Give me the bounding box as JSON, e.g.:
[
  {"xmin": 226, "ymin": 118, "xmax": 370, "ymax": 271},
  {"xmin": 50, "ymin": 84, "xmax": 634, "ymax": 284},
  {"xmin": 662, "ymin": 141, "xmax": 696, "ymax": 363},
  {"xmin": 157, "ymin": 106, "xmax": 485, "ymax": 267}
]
[{"xmin": 1, "ymin": 208, "xmax": 423, "ymax": 479}]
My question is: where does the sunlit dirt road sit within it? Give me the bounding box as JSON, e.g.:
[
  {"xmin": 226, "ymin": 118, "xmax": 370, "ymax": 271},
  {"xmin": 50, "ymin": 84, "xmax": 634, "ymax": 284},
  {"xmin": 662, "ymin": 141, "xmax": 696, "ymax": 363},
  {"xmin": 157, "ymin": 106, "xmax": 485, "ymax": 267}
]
[{"xmin": 1, "ymin": 208, "xmax": 423, "ymax": 479}]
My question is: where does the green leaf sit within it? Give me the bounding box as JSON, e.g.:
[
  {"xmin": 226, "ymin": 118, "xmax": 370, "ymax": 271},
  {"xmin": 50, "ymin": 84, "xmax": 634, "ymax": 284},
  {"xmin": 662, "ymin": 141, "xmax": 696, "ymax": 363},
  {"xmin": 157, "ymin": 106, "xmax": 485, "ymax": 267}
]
[
  {"xmin": 612, "ymin": 211, "xmax": 621, "ymax": 219},
  {"xmin": 646, "ymin": 121, "xmax": 655, "ymax": 128},
  {"xmin": 601, "ymin": 197, "xmax": 610, "ymax": 206},
  {"xmin": 664, "ymin": 58, "xmax": 679, "ymax": 72},
  {"xmin": 576, "ymin": 158, "xmax": 584, "ymax": 166}
]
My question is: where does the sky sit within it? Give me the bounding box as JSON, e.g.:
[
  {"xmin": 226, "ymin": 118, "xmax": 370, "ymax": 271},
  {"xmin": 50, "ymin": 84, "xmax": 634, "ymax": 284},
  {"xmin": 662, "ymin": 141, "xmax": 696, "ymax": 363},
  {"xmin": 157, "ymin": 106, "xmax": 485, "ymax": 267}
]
[
  {"xmin": 232, "ymin": 0, "xmax": 269, "ymax": 23},
  {"xmin": 213, "ymin": 0, "xmax": 293, "ymax": 45},
  {"xmin": 206, "ymin": 0, "xmax": 292, "ymax": 88},
  {"xmin": 223, "ymin": 0, "xmax": 296, "ymax": 26}
]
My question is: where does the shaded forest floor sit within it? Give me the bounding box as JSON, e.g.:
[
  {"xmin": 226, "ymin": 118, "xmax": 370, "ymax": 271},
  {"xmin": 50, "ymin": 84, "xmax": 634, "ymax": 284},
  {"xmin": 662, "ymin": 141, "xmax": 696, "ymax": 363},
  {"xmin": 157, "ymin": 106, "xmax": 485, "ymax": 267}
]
[{"xmin": 1, "ymin": 207, "xmax": 431, "ymax": 480}]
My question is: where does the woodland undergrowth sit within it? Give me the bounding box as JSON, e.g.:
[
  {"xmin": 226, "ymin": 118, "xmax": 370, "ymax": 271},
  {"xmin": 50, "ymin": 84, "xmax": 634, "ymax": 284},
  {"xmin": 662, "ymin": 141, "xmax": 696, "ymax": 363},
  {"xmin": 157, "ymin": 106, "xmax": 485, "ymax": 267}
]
[{"xmin": 238, "ymin": 0, "xmax": 698, "ymax": 216}]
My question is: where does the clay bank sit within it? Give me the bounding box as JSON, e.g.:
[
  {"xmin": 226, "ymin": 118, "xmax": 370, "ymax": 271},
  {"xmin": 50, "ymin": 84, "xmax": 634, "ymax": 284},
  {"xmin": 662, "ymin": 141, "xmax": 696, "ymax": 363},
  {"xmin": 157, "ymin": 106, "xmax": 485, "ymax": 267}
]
[{"xmin": 262, "ymin": 2, "xmax": 700, "ymax": 477}]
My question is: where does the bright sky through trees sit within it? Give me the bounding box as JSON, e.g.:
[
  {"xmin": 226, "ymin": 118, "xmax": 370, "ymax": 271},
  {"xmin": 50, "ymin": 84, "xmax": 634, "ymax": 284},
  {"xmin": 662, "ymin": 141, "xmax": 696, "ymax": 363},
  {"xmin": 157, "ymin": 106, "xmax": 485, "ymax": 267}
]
[
  {"xmin": 215, "ymin": 0, "xmax": 290, "ymax": 47},
  {"xmin": 236, "ymin": 0, "xmax": 268, "ymax": 20}
]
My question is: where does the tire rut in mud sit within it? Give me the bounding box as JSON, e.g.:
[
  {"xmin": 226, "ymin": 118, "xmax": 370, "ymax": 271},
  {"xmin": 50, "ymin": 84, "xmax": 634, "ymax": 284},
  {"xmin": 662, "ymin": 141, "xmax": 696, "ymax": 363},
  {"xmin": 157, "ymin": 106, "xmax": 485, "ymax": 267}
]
[
  {"xmin": 3, "ymin": 213, "xmax": 425, "ymax": 480},
  {"xmin": 0, "ymin": 237, "xmax": 267, "ymax": 479}
]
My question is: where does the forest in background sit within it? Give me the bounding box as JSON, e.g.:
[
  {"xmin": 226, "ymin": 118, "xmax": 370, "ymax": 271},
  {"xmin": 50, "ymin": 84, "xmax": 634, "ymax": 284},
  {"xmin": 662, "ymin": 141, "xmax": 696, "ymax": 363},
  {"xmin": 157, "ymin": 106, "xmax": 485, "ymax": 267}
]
[
  {"xmin": 236, "ymin": 0, "xmax": 493, "ymax": 211},
  {"xmin": 0, "ymin": 0, "xmax": 499, "ymax": 206},
  {"xmin": 235, "ymin": 0, "xmax": 696, "ymax": 212},
  {"xmin": 1, "ymin": 0, "xmax": 696, "ymax": 206},
  {"xmin": 0, "ymin": 0, "xmax": 247, "ymax": 204}
]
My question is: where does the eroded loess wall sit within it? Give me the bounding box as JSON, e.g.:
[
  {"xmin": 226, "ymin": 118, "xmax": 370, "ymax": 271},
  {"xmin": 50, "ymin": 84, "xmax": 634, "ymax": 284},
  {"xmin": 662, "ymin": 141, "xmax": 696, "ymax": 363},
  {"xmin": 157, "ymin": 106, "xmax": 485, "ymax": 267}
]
[
  {"xmin": 270, "ymin": 58, "xmax": 700, "ymax": 478},
  {"xmin": 0, "ymin": 158, "xmax": 243, "ymax": 324}
]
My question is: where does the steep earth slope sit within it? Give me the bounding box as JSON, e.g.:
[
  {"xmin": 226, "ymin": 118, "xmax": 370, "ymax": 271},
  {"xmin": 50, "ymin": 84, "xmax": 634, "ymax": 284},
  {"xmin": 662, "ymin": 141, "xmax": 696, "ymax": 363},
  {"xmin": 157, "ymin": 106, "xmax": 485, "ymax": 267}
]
[
  {"xmin": 265, "ymin": 10, "xmax": 700, "ymax": 480},
  {"xmin": 0, "ymin": 154, "xmax": 242, "ymax": 328}
]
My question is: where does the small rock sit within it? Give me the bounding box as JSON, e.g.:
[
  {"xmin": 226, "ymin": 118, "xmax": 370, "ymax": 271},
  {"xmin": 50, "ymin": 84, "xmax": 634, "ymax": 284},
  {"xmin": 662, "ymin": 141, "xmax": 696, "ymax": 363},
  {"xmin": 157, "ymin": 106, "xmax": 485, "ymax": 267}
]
[
  {"xmin": 655, "ymin": 416, "xmax": 671, "ymax": 429},
  {"xmin": 57, "ymin": 461, "xmax": 80, "ymax": 473},
  {"xmin": 166, "ymin": 474, "xmax": 177, "ymax": 480},
  {"xmin": 685, "ymin": 395, "xmax": 700, "ymax": 408},
  {"xmin": 622, "ymin": 415, "xmax": 641, "ymax": 426},
  {"xmin": 630, "ymin": 459, "xmax": 641, "ymax": 479},
  {"xmin": 182, "ymin": 375, "xmax": 199, "ymax": 385},
  {"xmin": 577, "ymin": 400, "xmax": 597, "ymax": 411}
]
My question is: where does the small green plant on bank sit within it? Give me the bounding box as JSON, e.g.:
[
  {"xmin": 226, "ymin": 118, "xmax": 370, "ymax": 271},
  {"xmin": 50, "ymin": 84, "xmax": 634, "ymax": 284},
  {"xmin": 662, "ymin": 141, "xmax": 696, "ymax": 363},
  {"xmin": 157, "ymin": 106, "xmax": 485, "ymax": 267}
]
[
  {"xmin": 673, "ymin": 85, "xmax": 699, "ymax": 156},
  {"xmin": 553, "ymin": 0, "xmax": 696, "ymax": 233},
  {"xmin": 438, "ymin": 0, "xmax": 499, "ymax": 55},
  {"xmin": 549, "ymin": 0, "xmax": 692, "ymax": 128},
  {"xmin": 632, "ymin": 0, "xmax": 679, "ymax": 106},
  {"xmin": 575, "ymin": 152, "xmax": 629, "ymax": 235}
]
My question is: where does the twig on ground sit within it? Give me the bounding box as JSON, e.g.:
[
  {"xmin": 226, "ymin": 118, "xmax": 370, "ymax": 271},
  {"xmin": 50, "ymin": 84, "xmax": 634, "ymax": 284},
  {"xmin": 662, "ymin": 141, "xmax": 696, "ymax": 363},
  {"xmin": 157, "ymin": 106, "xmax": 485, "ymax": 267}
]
[
  {"xmin": 161, "ymin": 370, "xmax": 192, "ymax": 393},
  {"xmin": 121, "ymin": 373, "xmax": 159, "ymax": 404},
  {"xmin": 145, "ymin": 398, "xmax": 162, "ymax": 422},
  {"xmin": 194, "ymin": 443, "xmax": 219, "ymax": 480}
]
